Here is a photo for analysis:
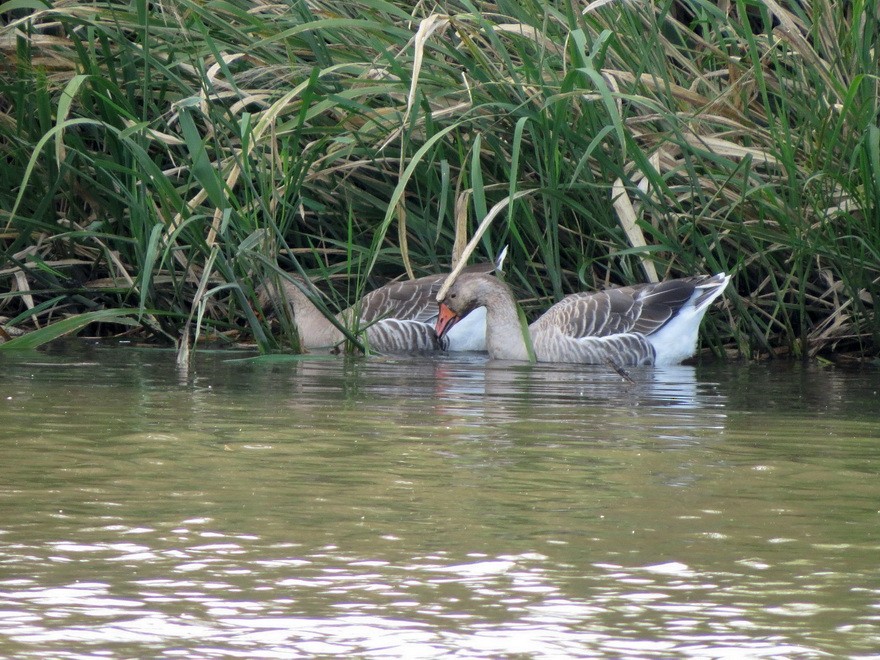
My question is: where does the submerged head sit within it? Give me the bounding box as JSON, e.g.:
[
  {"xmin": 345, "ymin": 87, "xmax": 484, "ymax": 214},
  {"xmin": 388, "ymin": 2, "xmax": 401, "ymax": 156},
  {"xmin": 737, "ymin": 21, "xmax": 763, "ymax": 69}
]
[{"xmin": 256, "ymin": 276, "xmax": 313, "ymax": 319}]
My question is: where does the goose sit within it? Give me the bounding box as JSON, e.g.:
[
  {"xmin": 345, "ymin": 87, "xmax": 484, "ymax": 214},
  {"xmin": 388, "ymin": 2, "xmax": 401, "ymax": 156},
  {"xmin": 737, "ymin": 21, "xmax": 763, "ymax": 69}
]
[
  {"xmin": 259, "ymin": 249, "xmax": 506, "ymax": 354},
  {"xmin": 435, "ymin": 272, "xmax": 731, "ymax": 366}
]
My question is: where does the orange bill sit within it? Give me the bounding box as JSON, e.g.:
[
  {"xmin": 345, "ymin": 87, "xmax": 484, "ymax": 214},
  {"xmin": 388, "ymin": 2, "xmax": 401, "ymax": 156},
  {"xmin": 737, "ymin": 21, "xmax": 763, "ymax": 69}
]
[{"xmin": 435, "ymin": 303, "xmax": 461, "ymax": 339}]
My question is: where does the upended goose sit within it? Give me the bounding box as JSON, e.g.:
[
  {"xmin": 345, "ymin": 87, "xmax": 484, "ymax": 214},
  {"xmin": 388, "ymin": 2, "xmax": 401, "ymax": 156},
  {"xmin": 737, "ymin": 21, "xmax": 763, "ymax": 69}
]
[
  {"xmin": 436, "ymin": 272, "xmax": 731, "ymax": 366},
  {"xmin": 259, "ymin": 274, "xmax": 481, "ymax": 353},
  {"xmin": 258, "ymin": 254, "xmax": 507, "ymax": 353}
]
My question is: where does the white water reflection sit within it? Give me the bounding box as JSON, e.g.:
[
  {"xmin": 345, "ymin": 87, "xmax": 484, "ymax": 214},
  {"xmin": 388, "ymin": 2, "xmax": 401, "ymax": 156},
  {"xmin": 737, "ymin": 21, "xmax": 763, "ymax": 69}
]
[{"xmin": 1, "ymin": 547, "xmax": 849, "ymax": 658}]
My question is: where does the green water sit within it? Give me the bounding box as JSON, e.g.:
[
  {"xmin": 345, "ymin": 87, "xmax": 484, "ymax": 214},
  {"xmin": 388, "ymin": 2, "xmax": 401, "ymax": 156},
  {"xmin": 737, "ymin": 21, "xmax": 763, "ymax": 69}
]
[{"xmin": 1, "ymin": 343, "xmax": 879, "ymax": 658}]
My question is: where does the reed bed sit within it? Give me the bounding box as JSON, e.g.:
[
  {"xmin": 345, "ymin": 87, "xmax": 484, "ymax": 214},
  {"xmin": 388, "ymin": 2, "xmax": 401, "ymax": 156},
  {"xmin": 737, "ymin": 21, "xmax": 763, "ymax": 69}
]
[{"xmin": 1, "ymin": 0, "xmax": 877, "ymax": 360}]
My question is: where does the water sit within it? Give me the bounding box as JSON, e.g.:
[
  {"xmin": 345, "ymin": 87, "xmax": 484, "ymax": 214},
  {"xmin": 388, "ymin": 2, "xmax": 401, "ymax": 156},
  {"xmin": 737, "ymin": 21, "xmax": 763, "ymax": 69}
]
[{"xmin": 1, "ymin": 343, "xmax": 879, "ymax": 658}]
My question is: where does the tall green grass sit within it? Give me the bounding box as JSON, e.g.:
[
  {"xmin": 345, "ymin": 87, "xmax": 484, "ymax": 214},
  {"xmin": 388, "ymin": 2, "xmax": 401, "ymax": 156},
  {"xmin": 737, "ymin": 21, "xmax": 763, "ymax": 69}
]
[{"xmin": 1, "ymin": 0, "xmax": 877, "ymax": 359}]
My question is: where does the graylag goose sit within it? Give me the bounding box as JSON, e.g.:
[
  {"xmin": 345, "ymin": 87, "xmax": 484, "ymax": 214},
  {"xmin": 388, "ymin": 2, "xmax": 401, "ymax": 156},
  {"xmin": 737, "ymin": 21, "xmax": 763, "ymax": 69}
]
[
  {"xmin": 435, "ymin": 272, "xmax": 731, "ymax": 365},
  {"xmin": 259, "ymin": 250, "xmax": 507, "ymax": 353}
]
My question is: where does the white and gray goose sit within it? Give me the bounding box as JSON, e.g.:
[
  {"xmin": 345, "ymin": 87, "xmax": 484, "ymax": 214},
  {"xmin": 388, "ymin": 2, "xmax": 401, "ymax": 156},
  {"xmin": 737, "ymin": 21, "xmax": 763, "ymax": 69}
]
[
  {"xmin": 435, "ymin": 272, "xmax": 731, "ymax": 366},
  {"xmin": 258, "ymin": 251, "xmax": 507, "ymax": 353}
]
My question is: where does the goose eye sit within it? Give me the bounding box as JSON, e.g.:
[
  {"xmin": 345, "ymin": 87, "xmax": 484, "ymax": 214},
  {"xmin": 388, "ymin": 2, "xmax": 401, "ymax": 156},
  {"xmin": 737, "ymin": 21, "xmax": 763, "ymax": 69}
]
[{"xmin": 450, "ymin": 293, "xmax": 457, "ymax": 299}]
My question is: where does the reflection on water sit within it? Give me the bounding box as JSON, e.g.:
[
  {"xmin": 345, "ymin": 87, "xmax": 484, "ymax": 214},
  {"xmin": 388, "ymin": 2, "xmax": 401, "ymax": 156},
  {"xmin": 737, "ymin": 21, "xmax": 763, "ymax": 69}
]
[{"xmin": 1, "ymin": 343, "xmax": 879, "ymax": 658}]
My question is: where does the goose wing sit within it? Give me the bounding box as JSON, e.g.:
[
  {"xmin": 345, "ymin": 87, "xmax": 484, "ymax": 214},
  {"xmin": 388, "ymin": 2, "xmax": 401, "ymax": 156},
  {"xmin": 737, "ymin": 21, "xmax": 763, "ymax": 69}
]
[
  {"xmin": 357, "ymin": 273, "xmax": 445, "ymax": 325},
  {"xmin": 528, "ymin": 290, "xmax": 663, "ymax": 365},
  {"xmin": 358, "ymin": 258, "xmax": 504, "ymax": 325},
  {"xmin": 535, "ymin": 279, "xmax": 702, "ymax": 340}
]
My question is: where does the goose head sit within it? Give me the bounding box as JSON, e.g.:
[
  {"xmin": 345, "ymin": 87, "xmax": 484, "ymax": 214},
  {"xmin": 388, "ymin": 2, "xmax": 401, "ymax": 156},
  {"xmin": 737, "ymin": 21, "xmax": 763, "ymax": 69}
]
[{"xmin": 436, "ymin": 273, "xmax": 505, "ymax": 339}]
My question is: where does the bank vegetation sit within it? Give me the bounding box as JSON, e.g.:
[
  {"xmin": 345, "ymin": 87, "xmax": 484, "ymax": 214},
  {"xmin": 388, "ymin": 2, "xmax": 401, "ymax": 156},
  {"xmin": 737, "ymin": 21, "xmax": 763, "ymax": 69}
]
[{"xmin": 1, "ymin": 0, "xmax": 877, "ymax": 361}]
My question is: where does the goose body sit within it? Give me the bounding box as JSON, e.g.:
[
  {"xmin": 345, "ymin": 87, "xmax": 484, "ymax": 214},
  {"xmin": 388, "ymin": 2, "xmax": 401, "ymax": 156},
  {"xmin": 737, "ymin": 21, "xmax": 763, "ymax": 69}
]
[
  {"xmin": 436, "ymin": 273, "xmax": 731, "ymax": 365},
  {"xmin": 259, "ymin": 266, "xmax": 495, "ymax": 354},
  {"xmin": 354, "ymin": 274, "xmax": 488, "ymax": 351}
]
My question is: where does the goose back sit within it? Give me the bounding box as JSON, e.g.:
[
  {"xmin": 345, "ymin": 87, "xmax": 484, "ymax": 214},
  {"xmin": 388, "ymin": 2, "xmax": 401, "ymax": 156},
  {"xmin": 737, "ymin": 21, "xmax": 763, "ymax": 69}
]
[{"xmin": 354, "ymin": 274, "xmax": 446, "ymax": 326}]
